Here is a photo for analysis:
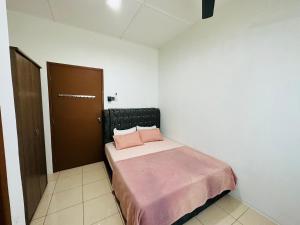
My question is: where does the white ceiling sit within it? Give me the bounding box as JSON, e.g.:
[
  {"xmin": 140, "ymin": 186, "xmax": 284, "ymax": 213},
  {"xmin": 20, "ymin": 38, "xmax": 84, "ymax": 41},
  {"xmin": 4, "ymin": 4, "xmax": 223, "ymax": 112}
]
[{"xmin": 7, "ymin": 0, "xmax": 225, "ymax": 48}]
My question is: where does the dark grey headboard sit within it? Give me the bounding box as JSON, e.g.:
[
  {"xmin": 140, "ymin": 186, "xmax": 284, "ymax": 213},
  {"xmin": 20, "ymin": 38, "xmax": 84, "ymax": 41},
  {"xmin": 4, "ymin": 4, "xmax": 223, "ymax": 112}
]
[{"xmin": 103, "ymin": 108, "xmax": 160, "ymax": 144}]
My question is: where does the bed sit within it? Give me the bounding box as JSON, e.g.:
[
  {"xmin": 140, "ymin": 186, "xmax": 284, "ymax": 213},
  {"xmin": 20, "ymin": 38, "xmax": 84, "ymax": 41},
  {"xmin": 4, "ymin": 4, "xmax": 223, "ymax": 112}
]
[{"xmin": 103, "ymin": 108, "xmax": 237, "ymax": 225}]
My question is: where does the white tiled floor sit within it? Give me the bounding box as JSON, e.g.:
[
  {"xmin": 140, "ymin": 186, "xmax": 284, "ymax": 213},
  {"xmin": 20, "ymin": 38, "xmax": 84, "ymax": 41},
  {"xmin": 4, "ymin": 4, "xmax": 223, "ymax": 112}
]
[{"xmin": 31, "ymin": 162, "xmax": 276, "ymax": 225}]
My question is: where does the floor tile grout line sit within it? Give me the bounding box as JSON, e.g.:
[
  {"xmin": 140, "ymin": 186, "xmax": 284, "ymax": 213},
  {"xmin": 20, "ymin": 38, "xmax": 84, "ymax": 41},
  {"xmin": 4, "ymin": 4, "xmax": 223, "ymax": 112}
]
[
  {"xmin": 211, "ymin": 203, "xmax": 235, "ymax": 218},
  {"xmin": 83, "ymin": 178, "xmax": 119, "ymax": 224},
  {"xmin": 42, "ymin": 171, "xmax": 60, "ymax": 225},
  {"xmin": 58, "ymin": 173, "xmax": 82, "ymax": 180},
  {"xmin": 30, "ymin": 216, "xmax": 46, "ymax": 224},
  {"xmin": 34, "ymin": 163, "xmax": 105, "ymax": 225},
  {"xmin": 54, "ymin": 169, "xmax": 107, "ymax": 193},
  {"xmin": 83, "ymin": 176, "xmax": 109, "ymax": 187},
  {"xmin": 44, "ymin": 202, "xmax": 83, "ymax": 217},
  {"xmin": 57, "ymin": 166, "xmax": 88, "ymax": 180},
  {"xmin": 43, "ymin": 163, "xmax": 269, "ymax": 225},
  {"xmin": 195, "ymin": 214, "xmax": 203, "ymax": 224},
  {"xmin": 90, "ymin": 212, "xmax": 120, "ymax": 225},
  {"xmin": 53, "ymin": 182, "xmax": 82, "ymax": 194},
  {"xmin": 195, "ymin": 204, "xmax": 236, "ymax": 225},
  {"xmin": 31, "ymin": 186, "xmax": 56, "ymax": 220},
  {"xmin": 237, "ymin": 219, "xmax": 244, "ymax": 225},
  {"xmin": 83, "ymin": 176, "xmax": 108, "ymax": 186},
  {"xmin": 87, "ymin": 207, "xmax": 119, "ymax": 224},
  {"xmin": 48, "ymin": 162, "xmax": 104, "ymax": 176},
  {"xmin": 31, "ymin": 182, "xmax": 58, "ymax": 222},
  {"xmin": 57, "ymin": 173, "xmax": 82, "ymax": 182},
  {"xmin": 45, "ymin": 170, "xmax": 245, "ymax": 225},
  {"xmin": 42, "ymin": 173, "xmax": 109, "ymax": 216},
  {"xmin": 83, "ymin": 188, "xmax": 112, "ymax": 203},
  {"xmin": 215, "ymin": 201, "xmax": 248, "ymax": 221},
  {"xmin": 83, "ymin": 165, "xmax": 105, "ymax": 174},
  {"xmin": 47, "ymin": 172, "xmax": 59, "ymax": 183},
  {"xmin": 36, "ymin": 163, "xmax": 108, "ymax": 224},
  {"xmin": 231, "ymin": 219, "xmax": 237, "ymax": 225},
  {"xmin": 50, "ymin": 166, "xmax": 105, "ymax": 181},
  {"xmin": 195, "ymin": 216, "xmax": 204, "ymax": 225},
  {"xmin": 227, "ymin": 196, "xmax": 275, "ymax": 224},
  {"xmin": 236, "ymin": 207, "xmax": 249, "ymax": 221},
  {"xmin": 43, "ymin": 173, "xmax": 84, "ymax": 217},
  {"xmin": 216, "ymin": 201, "xmax": 249, "ymax": 220},
  {"xmin": 83, "ymin": 190, "xmax": 115, "ymax": 205},
  {"xmin": 41, "ymin": 192, "xmax": 247, "ymax": 225}
]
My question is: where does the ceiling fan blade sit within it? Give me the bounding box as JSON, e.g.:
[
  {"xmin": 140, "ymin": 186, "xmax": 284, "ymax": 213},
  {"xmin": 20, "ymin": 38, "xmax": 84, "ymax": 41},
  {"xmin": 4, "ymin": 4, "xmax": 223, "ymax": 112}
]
[{"xmin": 202, "ymin": 0, "xmax": 215, "ymax": 19}]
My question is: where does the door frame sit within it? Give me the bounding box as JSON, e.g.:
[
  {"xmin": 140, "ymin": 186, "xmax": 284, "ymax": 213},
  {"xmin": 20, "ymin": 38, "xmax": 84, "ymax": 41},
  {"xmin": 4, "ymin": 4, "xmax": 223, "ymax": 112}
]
[
  {"xmin": 47, "ymin": 62, "xmax": 104, "ymax": 172},
  {"xmin": 0, "ymin": 110, "xmax": 12, "ymax": 225}
]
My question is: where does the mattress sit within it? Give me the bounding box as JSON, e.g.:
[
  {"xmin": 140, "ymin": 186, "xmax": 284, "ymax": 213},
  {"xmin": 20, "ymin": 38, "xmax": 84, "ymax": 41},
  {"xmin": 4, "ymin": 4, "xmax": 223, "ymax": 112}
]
[
  {"xmin": 105, "ymin": 138, "xmax": 183, "ymax": 171},
  {"xmin": 112, "ymin": 145, "xmax": 237, "ymax": 225}
]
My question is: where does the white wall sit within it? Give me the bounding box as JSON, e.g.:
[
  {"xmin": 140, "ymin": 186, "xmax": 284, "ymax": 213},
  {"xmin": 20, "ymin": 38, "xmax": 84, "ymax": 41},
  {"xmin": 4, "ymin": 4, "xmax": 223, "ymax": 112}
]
[
  {"xmin": 7, "ymin": 11, "xmax": 159, "ymax": 174},
  {"xmin": 0, "ymin": 1, "xmax": 26, "ymax": 225},
  {"xmin": 159, "ymin": 1, "xmax": 300, "ymax": 225}
]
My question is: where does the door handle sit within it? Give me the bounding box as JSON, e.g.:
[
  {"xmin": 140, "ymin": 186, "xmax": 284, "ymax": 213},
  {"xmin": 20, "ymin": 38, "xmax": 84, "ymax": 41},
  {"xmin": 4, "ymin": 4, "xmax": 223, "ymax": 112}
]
[
  {"xmin": 34, "ymin": 128, "xmax": 40, "ymax": 136},
  {"xmin": 97, "ymin": 117, "xmax": 102, "ymax": 123}
]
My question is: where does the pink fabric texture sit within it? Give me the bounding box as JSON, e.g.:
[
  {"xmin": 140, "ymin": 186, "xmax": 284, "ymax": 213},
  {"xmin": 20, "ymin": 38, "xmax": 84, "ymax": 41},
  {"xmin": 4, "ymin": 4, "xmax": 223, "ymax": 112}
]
[
  {"xmin": 105, "ymin": 138, "xmax": 183, "ymax": 169},
  {"xmin": 138, "ymin": 128, "xmax": 164, "ymax": 143},
  {"xmin": 113, "ymin": 132, "xmax": 143, "ymax": 150},
  {"xmin": 112, "ymin": 146, "xmax": 237, "ymax": 225}
]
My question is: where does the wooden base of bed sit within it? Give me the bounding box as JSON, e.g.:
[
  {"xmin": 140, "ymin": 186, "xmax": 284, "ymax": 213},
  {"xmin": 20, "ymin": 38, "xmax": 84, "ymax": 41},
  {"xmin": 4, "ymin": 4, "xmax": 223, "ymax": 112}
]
[{"xmin": 104, "ymin": 158, "xmax": 230, "ymax": 225}]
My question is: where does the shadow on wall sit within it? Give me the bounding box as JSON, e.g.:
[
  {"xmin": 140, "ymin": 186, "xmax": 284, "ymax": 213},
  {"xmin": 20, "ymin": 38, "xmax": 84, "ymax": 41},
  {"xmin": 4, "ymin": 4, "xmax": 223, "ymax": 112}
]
[{"xmin": 159, "ymin": 1, "xmax": 300, "ymax": 225}]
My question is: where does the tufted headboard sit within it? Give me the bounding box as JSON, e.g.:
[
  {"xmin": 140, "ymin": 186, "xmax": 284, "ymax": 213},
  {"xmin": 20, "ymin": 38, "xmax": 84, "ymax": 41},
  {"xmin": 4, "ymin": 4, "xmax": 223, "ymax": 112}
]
[{"xmin": 103, "ymin": 108, "xmax": 160, "ymax": 144}]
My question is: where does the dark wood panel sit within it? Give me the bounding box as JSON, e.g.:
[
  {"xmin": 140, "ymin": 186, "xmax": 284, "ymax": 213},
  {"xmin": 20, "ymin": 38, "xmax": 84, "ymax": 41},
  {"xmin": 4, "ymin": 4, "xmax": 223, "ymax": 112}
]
[
  {"xmin": 0, "ymin": 111, "xmax": 12, "ymax": 225},
  {"xmin": 12, "ymin": 50, "xmax": 42, "ymax": 223},
  {"xmin": 10, "ymin": 47, "xmax": 47, "ymax": 224},
  {"xmin": 47, "ymin": 62, "xmax": 104, "ymax": 172},
  {"xmin": 31, "ymin": 63, "xmax": 48, "ymax": 194}
]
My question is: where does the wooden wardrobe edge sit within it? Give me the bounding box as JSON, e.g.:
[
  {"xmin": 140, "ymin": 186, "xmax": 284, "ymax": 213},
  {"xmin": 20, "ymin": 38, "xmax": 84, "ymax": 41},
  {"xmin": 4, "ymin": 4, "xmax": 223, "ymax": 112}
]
[{"xmin": 0, "ymin": 111, "xmax": 12, "ymax": 225}]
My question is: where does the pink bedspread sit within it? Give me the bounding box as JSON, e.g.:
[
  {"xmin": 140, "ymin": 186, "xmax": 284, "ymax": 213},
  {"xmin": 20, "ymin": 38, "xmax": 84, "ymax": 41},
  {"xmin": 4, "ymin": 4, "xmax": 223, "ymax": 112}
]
[{"xmin": 112, "ymin": 146, "xmax": 237, "ymax": 225}]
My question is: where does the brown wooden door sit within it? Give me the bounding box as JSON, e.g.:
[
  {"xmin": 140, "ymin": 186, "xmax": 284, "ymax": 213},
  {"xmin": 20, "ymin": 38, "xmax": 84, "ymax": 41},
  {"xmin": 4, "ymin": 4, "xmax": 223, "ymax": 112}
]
[
  {"xmin": 47, "ymin": 62, "xmax": 104, "ymax": 172},
  {"xmin": 31, "ymin": 63, "xmax": 48, "ymax": 195},
  {"xmin": 0, "ymin": 111, "xmax": 12, "ymax": 225},
  {"xmin": 12, "ymin": 51, "xmax": 42, "ymax": 222},
  {"xmin": 10, "ymin": 47, "xmax": 48, "ymax": 224}
]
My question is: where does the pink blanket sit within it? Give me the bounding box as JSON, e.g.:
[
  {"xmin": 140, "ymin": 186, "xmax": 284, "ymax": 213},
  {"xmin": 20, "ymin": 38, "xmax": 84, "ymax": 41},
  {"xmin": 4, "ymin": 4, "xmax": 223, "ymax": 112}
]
[{"xmin": 112, "ymin": 146, "xmax": 237, "ymax": 225}]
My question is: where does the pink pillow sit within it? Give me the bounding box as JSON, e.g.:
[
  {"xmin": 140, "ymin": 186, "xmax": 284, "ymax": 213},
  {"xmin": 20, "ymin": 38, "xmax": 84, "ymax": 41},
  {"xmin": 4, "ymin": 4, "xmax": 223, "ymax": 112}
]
[
  {"xmin": 139, "ymin": 128, "xmax": 164, "ymax": 143},
  {"xmin": 113, "ymin": 132, "xmax": 144, "ymax": 150}
]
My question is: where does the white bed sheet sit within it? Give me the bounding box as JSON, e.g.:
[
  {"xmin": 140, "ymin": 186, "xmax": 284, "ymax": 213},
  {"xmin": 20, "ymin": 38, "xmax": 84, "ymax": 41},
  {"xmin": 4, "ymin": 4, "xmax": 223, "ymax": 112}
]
[{"xmin": 105, "ymin": 138, "xmax": 183, "ymax": 171}]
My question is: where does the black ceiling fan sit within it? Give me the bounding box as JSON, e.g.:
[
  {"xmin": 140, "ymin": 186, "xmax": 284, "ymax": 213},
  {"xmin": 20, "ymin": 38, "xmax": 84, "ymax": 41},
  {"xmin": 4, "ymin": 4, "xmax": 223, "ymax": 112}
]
[{"xmin": 202, "ymin": 0, "xmax": 215, "ymax": 19}]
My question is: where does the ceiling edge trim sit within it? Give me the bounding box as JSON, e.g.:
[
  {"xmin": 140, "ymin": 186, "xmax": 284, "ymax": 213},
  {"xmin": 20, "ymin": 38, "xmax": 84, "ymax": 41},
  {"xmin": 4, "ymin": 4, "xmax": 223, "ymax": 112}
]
[
  {"xmin": 46, "ymin": 0, "xmax": 56, "ymax": 21},
  {"xmin": 144, "ymin": 3, "xmax": 192, "ymax": 25},
  {"xmin": 119, "ymin": 1, "xmax": 145, "ymax": 38}
]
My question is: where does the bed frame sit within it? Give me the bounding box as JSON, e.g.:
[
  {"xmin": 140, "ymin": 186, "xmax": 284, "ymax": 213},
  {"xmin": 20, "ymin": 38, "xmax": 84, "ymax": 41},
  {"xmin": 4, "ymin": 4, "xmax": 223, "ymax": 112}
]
[{"xmin": 103, "ymin": 108, "xmax": 230, "ymax": 225}]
